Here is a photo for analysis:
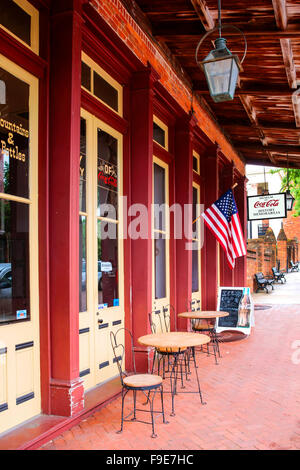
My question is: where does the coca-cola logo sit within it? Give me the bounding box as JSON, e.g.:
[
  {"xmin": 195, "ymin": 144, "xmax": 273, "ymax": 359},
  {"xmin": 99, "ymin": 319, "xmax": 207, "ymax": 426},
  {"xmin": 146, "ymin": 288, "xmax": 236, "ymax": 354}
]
[{"xmin": 254, "ymin": 199, "xmax": 279, "ymax": 208}]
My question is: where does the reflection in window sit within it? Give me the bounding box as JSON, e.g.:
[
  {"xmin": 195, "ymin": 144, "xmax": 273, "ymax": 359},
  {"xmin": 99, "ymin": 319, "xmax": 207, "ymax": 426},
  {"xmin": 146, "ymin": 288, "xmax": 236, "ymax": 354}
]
[
  {"xmin": 192, "ymin": 241, "xmax": 199, "ymax": 293},
  {"xmin": 0, "ymin": 0, "xmax": 31, "ymax": 46},
  {"xmin": 97, "ymin": 129, "xmax": 118, "ymax": 219},
  {"xmin": 93, "ymin": 71, "xmax": 118, "ymax": 112},
  {"xmin": 155, "ymin": 233, "xmax": 166, "ymax": 299},
  {"xmin": 79, "ymin": 216, "xmax": 87, "ymax": 312},
  {"xmin": 153, "ymin": 121, "xmax": 165, "ymax": 148},
  {"xmin": 97, "ymin": 220, "xmax": 118, "ymax": 308},
  {"xmin": 0, "ymin": 67, "xmax": 29, "ymax": 199},
  {"xmin": 0, "ymin": 199, "xmax": 29, "ymax": 324},
  {"xmin": 80, "ymin": 118, "xmax": 86, "ymax": 212}
]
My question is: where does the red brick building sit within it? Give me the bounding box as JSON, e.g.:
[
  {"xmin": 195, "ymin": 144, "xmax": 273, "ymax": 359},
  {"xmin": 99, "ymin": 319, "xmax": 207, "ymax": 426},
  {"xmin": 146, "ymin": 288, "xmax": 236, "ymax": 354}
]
[{"xmin": 0, "ymin": 0, "xmax": 266, "ymax": 445}]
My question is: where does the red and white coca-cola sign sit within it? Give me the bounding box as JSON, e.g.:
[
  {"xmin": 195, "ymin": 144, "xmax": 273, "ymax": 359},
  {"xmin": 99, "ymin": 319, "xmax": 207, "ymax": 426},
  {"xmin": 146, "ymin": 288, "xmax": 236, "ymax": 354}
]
[{"xmin": 247, "ymin": 193, "xmax": 287, "ymax": 221}]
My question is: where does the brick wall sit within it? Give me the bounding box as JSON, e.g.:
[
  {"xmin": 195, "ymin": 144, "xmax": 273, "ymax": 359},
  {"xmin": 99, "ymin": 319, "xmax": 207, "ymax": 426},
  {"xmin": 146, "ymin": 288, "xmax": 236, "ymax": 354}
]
[
  {"xmin": 283, "ymin": 210, "xmax": 300, "ymax": 240},
  {"xmin": 89, "ymin": 0, "xmax": 245, "ymax": 175}
]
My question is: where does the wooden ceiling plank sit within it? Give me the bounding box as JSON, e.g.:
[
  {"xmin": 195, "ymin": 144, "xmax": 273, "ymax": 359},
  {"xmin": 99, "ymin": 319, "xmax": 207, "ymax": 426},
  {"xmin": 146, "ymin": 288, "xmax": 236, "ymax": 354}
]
[
  {"xmin": 190, "ymin": 0, "xmax": 215, "ymax": 31},
  {"xmin": 236, "ymin": 143, "xmax": 300, "ymax": 154}
]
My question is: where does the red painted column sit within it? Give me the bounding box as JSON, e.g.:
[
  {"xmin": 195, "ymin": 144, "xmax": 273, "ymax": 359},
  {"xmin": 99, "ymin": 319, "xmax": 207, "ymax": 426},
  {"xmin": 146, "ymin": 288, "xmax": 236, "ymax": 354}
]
[
  {"xmin": 130, "ymin": 65, "xmax": 159, "ymax": 371},
  {"xmin": 234, "ymin": 173, "xmax": 248, "ymax": 287},
  {"xmin": 219, "ymin": 158, "xmax": 234, "ymax": 287},
  {"xmin": 202, "ymin": 147, "xmax": 219, "ymax": 310},
  {"xmin": 48, "ymin": 0, "xmax": 84, "ymax": 416},
  {"xmin": 174, "ymin": 114, "xmax": 195, "ymax": 331}
]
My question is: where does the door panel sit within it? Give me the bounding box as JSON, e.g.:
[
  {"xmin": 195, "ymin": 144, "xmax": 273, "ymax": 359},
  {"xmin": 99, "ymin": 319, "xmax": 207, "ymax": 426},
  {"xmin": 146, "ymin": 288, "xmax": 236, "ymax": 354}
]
[
  {"xmin": 79, "ymin": 110, "xmax": 124, "ymax": 390},
  {"xmin": 152, "ymin": 157, "xmax": 170, "ymax": 329},
  {"xmin": 0, "ymin": 55, "xmax": 40, "ymax": 434}
]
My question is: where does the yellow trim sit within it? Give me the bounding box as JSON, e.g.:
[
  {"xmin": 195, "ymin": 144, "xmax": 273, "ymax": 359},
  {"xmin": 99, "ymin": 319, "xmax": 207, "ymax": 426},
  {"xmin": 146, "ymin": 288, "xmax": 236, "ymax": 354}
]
[
  {"xmin": 0, "ymin": 55, "xmax": 40, "ymax": 434},
  {"xmin": 193, "ymin": 150, "xmax": 200, "ymax": 175},
  {"xmin": 0, "ymin": 0, "xmax": 39, "ymax": 55},
  {"xmin": 192, "ymin": 182, "xmax": 201, "ymax": 301},
  {"xmin": 152, "ymin": 156, "xmax": 170, "ymax": 310},
  {"xmin": 81, "ymin": 52, "xmax": 123, "ymax": 118},
  {"xmin": 79, "ymin": 108, "xmax": 124, "ymax": 391},
  {"xmin": 153, "ymin": 115, "xmax": 169, "ymax": 152}
]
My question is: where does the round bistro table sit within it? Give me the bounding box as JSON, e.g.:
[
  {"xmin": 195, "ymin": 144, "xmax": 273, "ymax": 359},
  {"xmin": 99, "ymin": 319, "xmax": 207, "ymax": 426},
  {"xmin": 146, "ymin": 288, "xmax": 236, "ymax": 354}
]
[
  {"xmin": 138, "ymin": 332, "xmax": 210, "ymax": 416},
  {"xmin": 178, "ymin": 311, "xmax": 229, "ymax": 364}
]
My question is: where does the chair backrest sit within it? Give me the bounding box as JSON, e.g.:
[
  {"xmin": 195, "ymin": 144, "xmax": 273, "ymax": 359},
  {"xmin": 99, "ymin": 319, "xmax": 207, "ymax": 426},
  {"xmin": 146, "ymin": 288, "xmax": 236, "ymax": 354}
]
[
  {"xmin": 110, "ymin": 328, "xmax": 136, "ymax": 385},
  {"xmin": 272, "ymin": 267, "xmax": 276, "ymax": 274},
  {"xmin": 255, "ymin": 272, "xmax": 264, "ymax": 281},
  {"xmin": 190, "ymin": 298, "xmax": 201, "ymax": 312},
  {"xmin": 149, "ymin": 305, "xmax": 174, "ymax": 334}
]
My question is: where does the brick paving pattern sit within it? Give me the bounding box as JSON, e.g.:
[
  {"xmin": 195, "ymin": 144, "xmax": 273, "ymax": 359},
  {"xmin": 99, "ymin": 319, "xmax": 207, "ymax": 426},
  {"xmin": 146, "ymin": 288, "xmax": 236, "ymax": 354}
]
[{"xmin": 41, "ymin": 301, "xmax": 300, "ymax": 450}]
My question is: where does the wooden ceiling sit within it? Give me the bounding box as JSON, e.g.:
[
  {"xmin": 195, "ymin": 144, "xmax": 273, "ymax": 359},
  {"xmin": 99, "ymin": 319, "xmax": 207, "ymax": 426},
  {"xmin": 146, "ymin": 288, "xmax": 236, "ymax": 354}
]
[{"xmin": 122, "ymin": 0, "xmax": 300, "ymax": 169}]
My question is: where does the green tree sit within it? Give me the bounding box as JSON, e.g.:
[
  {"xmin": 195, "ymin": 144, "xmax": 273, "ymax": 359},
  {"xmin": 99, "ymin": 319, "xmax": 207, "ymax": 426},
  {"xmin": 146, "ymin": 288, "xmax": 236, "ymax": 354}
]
[{"xmin": 272, "ymin": 168, "xmax": 300, "ymax": 216}]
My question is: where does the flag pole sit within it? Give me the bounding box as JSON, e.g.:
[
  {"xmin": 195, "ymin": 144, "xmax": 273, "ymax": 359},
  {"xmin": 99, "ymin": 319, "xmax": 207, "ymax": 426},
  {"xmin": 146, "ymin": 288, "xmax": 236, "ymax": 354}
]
[{"xmin": 192, "ymin": 183, "xmax": 239, "ymax": 225}]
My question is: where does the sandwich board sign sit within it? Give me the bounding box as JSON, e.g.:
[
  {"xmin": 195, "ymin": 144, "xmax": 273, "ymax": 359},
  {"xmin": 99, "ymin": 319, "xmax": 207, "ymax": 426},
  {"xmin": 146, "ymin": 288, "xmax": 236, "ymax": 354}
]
[{"xmin": 215, "ymin": 286, "xmax": 254, "ymax": 336}]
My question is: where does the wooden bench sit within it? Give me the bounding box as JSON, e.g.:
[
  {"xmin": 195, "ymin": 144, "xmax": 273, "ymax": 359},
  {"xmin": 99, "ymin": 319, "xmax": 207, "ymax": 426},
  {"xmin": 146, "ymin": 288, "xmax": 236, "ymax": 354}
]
[
  {"xmin": 271, "ymin": 267, "xmax": 286, "ymax": 283},
  {"xmin": 255, "ymin": 272, "xmax": 275, "ymax": 293}
]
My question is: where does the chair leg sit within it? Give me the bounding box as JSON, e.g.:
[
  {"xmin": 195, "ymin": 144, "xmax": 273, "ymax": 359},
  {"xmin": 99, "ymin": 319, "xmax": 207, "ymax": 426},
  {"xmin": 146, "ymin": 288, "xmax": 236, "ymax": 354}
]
[
  {"xmin": 117, "ymin": 388, "xmax": 127, "ymax": 434},
  {"xmin": 150, "ymin": 391, "xmax": 157, "ymax": 438},
  {"xmin": 132, "ymin": 390, "xmax": 137, "ymax": 421},
  {"xmin": 160, "ymin": 385, "xmax": 168, "ymax": 425}
]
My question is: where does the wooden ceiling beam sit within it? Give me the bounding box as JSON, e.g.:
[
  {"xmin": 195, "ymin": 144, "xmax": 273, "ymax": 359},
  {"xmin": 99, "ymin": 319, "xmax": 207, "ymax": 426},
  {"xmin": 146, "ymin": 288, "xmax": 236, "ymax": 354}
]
[
  {"xmin": 236, "ymin": 143, "xmax": 300, "ymax": 154},
  {"xmin": 244, "ymin": 158, "xmax": 300, "ymax": 169},
  {"xmin": 190, "ymin": 0, "xmax": 215, "ymax": 31},
  {"xmin": 292, "ymin": 88, "xmax": 300, "ymax": 128},
  {"xmin": 280, "ymin": 39, "xmax": 297, "ymax": 89},
  {"xmin": 221, "ymin": 122, "xmax": 300, "ymax": 133},
  {"xmin": 272, "ymin": 0, "xmax": 288, "ymax": 31},
  {"xmin": 194, "ymin": 83, "xmax": 295, "ymax": 96}
]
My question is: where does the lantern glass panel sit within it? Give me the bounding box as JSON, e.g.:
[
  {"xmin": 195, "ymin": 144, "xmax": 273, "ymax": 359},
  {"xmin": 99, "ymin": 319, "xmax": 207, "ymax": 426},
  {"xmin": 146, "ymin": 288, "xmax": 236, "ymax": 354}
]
[{"xmin": 203, "ymin": 54, "xmax": 239, "ymax": 102}]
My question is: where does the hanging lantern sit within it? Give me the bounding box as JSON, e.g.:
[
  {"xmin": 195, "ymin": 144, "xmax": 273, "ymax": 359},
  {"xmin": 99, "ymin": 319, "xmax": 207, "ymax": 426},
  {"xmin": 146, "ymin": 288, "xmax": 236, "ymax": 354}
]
[
  {"xmin": 285, "ymin": 190, "xmax": 295, "ymax": 211},
  {"xmin": 200, "ymin": 37, "xmax": 241, "ymax": 103},
  {"xmin": 195, "ymin": 1, "xmax": 247, "ymax": 103}
]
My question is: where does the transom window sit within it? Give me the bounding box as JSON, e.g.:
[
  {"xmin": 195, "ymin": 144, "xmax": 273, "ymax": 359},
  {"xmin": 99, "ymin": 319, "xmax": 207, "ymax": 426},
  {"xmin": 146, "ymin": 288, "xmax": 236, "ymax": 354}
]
[
  {"xmin": 81, "ymin": 53, "xmax": 123, "ymax": 116},
  {"xmin": 153, "ymin": 116, "xmax": 168, "ymax": 151},
  {"xmin": 0, "ymin": 0, "xmax": 39, "ymax": 55},
  {"xmin": 193, "ymin": 150, "xmax": 200, "ymax": 174}
]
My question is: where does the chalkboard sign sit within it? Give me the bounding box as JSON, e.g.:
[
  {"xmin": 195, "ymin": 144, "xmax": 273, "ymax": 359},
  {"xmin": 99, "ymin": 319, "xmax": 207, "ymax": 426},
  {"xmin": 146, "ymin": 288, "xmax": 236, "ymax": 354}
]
[{"xmin": 216, "ymin": 287, "xmax": 254, "ymax": 335}]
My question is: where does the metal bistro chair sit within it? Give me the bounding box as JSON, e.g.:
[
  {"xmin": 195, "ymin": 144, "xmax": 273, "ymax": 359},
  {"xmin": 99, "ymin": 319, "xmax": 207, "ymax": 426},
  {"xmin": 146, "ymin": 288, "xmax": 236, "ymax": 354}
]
[
  {"xmin": 110, "ymin": 328, "xmax": 168, "ymax": 438},
  {"xmin": 148, "ymin": 305, "xmax": 190, "ymax": 387},
  {"xmin": 190, "ymin": 300, "xmax": 220, "ymax": 365}
]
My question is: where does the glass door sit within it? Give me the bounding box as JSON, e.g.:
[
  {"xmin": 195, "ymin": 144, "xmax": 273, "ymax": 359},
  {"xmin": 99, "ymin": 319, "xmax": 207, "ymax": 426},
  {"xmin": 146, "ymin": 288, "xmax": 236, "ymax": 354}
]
[
  {"xmin": 0, "ymin": 55, "xmax": 40, "ymax": 434},
  {"xmin": 79, "ymin": 110, "xmax": 124, "ymax": 390},
  {"xmin": 152, "ymin": 157, "xmax": 170, "ymax": 330}
]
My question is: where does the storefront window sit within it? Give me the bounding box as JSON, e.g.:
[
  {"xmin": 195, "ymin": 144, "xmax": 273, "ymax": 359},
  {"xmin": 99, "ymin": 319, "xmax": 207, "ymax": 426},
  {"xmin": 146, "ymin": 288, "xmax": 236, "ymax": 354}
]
[
  {"xmin": 0, "ymin": 67, "xmax": 29, "ymax": 199},
  {"xmin": 154, "ymin": 233, "xmax": 166, "ymax": 299},
  {"xmin": 192, "ymin": 184, "xmax": 201, "ymax": 294},
  {"xmin": 97, "ymin": 128, "xmax": 119, "ymax": 308},
  {"xmin": 97, "ymin": 220, "xmax": 118, "ymax": 308},
  {"xmin": 0, "ymin": 200, "xmax": 29, "ymax": 324},
  {"xmin": 79, "ymin": 118, "xmax": 87, "ymax": 313},
  {"xmin": 0, "ymin": 0, "xmax": 39, "ymax": 54}
]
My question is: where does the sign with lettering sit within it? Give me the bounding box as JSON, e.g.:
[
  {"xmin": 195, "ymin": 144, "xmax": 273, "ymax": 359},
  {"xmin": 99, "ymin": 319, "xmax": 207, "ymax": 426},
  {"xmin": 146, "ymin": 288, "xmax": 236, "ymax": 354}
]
[
  {"xmin": 215, "ymin": 287, "xmax": 254, "ymax": 336},
  {"xmin": 247, "ymin": 193, "xmax": 286, "ymax": 221}
]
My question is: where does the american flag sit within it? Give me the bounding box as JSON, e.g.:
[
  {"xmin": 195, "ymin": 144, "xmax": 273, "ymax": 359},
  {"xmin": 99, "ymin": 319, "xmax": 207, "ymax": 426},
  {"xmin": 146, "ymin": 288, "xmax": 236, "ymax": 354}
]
[{"xmin": 201, "ymin": 189, "xmax": 247, "ymax": 269}]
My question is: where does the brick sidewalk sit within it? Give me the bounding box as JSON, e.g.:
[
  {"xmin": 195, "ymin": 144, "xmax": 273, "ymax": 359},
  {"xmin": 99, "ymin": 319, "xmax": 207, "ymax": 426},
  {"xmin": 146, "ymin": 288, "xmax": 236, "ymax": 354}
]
[{"xmin": 41, "ymin": 305, "xmax": 300, "ymax": 450}]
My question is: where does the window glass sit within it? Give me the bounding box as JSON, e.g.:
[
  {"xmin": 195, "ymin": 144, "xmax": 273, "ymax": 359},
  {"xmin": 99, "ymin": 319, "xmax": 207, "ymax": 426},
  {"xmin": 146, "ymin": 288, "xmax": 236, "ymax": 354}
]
[
  {"xmin": 153, "ymin": 121, "xmax": 165, "ymax": 148},
  {"xmin": 0, "ymin": 67, "xmax": 29, "ymax": 199},
  {"xmin": 192, "ymin": 241, "xmax": 199, "ymax": 293},
  {"xmin": 0, "ymin": 0, "xmax": 31, "ymax": 46},
  {"xmin": 97, "ymin": 129, "xmax": 118, "ymax": 219},
  {"xmin": 80, "ymin": 118, "xmax": 86, "ymax": 212},
  {"xmin": 154, "ymin": 233, "xmax": 166, "ymax": 299},
  {"xmin": 97, "ymin": 220, "xmax": 118, "ymax": 308},
  {"xmin": 193, "ymin": 155, "xmax": 198, "ymax": 172},
  {"xmin": 192, "ymin": 186, "xmax": 199, "ymax": 239},
  {"xmin": 0, "ymin": 200, "xmax": 29, "ymax": 324},
  {"xmin": 154, "ymin": 162, "xmax": 165, "ymax": 231},
  {"xmin": 93, "ymin": 71, "xmax": 118, "ymax": 112},
  {"xmin": 81, "ymin": 62, "xmax": 91, "ymax": 91},
  {"xmin": 79, "ymin": 215, "xmax": 87, "ymax": 312}
]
